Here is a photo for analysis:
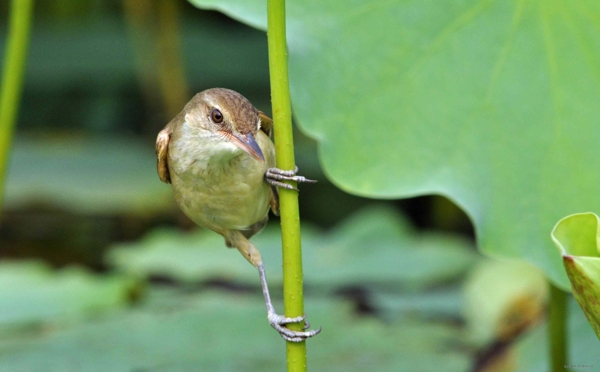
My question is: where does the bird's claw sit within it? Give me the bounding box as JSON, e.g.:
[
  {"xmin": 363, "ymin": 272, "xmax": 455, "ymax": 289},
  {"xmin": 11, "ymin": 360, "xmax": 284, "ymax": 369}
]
[
  {"xmin": 265, "ymin": 166, "xmax": 317, "ymax": 191},
  {"xmin": 303, "ymin": 320, "xmax": 311, "ymax": 330},
  {"xmin": 268, "ymin": 312, "xmax": 322, "ymax": 342}
]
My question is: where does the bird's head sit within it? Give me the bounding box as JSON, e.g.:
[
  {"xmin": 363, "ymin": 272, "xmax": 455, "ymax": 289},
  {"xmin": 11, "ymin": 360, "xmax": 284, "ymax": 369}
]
[{"xmin": 183, "ymin": 88, "xmax": 265, "ymax": 162}]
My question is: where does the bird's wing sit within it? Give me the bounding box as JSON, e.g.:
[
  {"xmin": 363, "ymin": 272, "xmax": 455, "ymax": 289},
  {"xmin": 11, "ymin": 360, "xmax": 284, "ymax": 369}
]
[
  {"xmin": 256, "ymin": 118, "xmax": 279, "ymax": 216},
  {"xmin": 156, "ymin": 125, "xmax": 172, "ymax": 184},
  {"xmin": 258, "ymin": 111, "xmax": 273, "ymax": 138}
]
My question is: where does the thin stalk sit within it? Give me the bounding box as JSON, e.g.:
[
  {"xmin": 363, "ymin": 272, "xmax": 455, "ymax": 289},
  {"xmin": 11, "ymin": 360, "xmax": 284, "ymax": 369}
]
[
  {"xmin": 0, "ymin": 0, "xmax": 34, "ymax": 210},
  {"xmin": 266, "ymin": 0, "xmax": 307, "ymax": 371},
  {"xmin": 549, "ymin": 284, "xmax": 567, "ymax": 371},
  {"xmin": 123, "ymin": 0, "xmax": 189, "ymax": 124},
  {"xmin": 155, "ymin": 0, "xmax": 189, "ymax": 118}
]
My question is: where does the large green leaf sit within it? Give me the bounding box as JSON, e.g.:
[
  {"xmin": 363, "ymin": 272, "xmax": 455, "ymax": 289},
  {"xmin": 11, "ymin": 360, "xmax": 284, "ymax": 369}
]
[
  {"xmin": 188, "ymin": 0, "xmax": 600, "ymax": 288},
  {"xmin": 4, "ymin": 136, "xmax": 174, "ymax": 215},
  {"xmin": 0, "ymin": 291, "xmax": 471, "ymax": 372},
  {"xmin": 107, "ymin": 206, "xmax": 476, "ymax": 289},
  {"xmin": 0, "ymin": 261, "xmax": 133, "ymax": 327},
  {"xmin": 1, "ymin": 285, "xmax": 597, "ymax": 371}
]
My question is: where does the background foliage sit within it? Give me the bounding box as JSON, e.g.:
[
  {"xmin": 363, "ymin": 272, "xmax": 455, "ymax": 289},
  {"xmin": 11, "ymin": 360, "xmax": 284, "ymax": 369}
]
[
  {"xmin": 190, "ymin": 0, "xmax": 600, "ymax": 290},
  {"xmin": 1, "ymin": 0, "xmax": 598, "ymax": 370}
]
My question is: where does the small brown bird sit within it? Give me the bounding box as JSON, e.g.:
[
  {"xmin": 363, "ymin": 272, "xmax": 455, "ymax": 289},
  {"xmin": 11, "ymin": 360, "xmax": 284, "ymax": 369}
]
[{"xmin": 156, "ymin": 88, "xmax": 320, "ymax": 342}]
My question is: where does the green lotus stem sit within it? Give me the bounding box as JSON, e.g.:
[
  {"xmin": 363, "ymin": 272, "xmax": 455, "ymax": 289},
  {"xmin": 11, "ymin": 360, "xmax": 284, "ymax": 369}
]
[
  {"xmin": 0, "ymin": 0, "xmax": 34, "ymax": 211},
  {"xmin": 549, "ymin": 284, "xmax": 567, "ymax": 371},
  {"xmin": 267, "ymin": 0, "xmax": 307, "ymax": 370}
]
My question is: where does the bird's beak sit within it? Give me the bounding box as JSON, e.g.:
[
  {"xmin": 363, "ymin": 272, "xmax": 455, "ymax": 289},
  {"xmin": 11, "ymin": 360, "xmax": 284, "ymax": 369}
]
[{"xmin": 221, "ymin": 131, "xmax": 265, "ymax": 162}]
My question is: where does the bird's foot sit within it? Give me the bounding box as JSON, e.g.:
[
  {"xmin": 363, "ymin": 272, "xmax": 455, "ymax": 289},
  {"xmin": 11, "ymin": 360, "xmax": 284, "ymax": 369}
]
[
  {"xmin": 268, "ymin": 311, "xmax": 322, "ymax": 342},
  {"xmin": 265, "ymin": 166, "xmax": 316, "ymax": 191}
]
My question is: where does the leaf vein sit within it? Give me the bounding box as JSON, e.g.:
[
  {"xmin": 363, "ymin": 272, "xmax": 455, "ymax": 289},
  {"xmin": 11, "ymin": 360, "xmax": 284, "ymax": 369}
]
[
  {"xmin": 484, "ymin": 0, "xmax": 527, "ymax": 103},
  {"xmin": 406, "ymin": 0, "xmax": 496, "ymax": 78}
]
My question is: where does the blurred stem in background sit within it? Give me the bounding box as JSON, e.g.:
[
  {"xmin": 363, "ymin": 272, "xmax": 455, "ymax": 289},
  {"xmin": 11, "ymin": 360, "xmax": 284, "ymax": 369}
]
[
  {"xmin": 0, "ymin": 0, "xmax": 34, "ymax": 212},
  {"xmin": 549, "ymin": 284, "xmax": 567, "ymax": 371},
  {"xmin": 155, "ymin": 0, "xmax": 189, "ymax": 117},
  {"xmin": 267, "ymin": 0, "xmax": 308, "ymax": 371},
  {"xmin": 122, "ymin": 0, "xmax": 189, "ymax": 126}
]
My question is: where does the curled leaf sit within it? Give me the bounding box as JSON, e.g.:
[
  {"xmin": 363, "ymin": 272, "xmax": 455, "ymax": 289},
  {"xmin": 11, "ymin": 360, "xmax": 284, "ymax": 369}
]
[{"xmin": 551, "ymin": 212, "xmax": 600, "ymax": 339}]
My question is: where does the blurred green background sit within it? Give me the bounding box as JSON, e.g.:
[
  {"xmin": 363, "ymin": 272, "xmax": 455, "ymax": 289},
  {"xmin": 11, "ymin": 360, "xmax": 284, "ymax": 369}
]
[{"xmin": 0, "ymin": 1, "xmax": 598, "ymax": 371}]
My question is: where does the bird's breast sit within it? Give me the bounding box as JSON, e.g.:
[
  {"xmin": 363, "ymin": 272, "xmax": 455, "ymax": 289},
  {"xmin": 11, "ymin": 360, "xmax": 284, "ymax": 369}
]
[{"xmin": 168, "ymin": 136, "xmax": 272, "ymax": 232}]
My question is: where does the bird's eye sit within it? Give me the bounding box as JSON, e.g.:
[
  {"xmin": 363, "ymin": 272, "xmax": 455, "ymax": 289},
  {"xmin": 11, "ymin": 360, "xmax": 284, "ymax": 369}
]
[{"xmin": 210, "ymin": 109, "xmax": 224, "ymax": 124}]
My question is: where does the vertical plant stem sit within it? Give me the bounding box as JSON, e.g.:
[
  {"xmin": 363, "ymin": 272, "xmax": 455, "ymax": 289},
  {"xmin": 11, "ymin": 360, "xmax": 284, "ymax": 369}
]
[
  {"xmin": 155, "ymin": 0, "xmax": 189, "ymax": 118},
  {"xmin": 123, "ymin": 0, "xmax": 189, "ymax": 124},
  {"xmin": 0, "ymin": 0, "xmax": 34, "ymax": 211},
  {"xmin": 549, "ymin": 283, "xmax": 567, "ymax": 371},
  {"xmin": 267, "ymin": 0, "xmax": 307, "ymax": 371}
]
